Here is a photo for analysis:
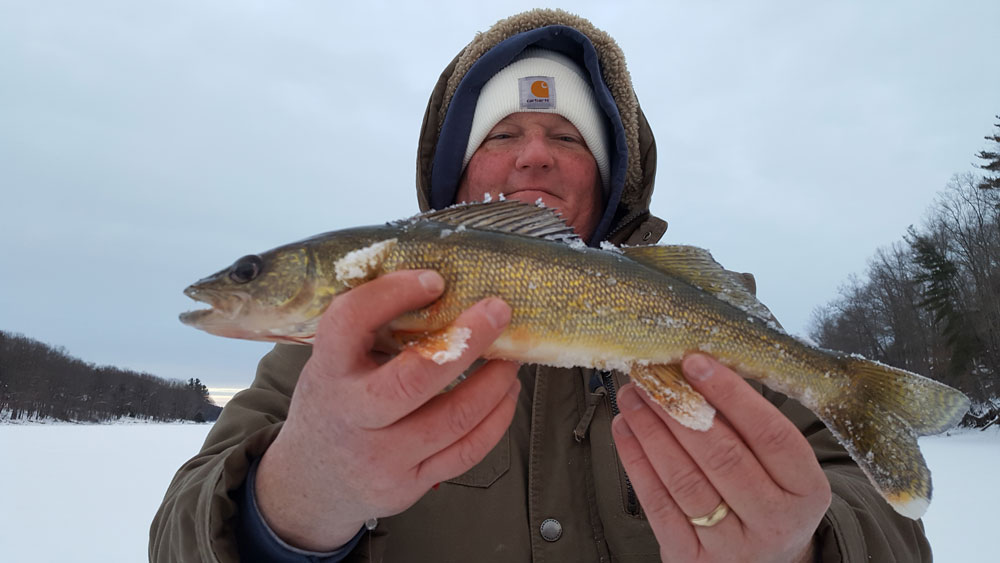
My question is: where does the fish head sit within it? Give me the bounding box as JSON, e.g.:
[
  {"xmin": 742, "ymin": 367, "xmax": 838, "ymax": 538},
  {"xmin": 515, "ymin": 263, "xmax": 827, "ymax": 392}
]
[{"xmin": 180, "ymin": 243, "xmax": 340, "ymax": 344}]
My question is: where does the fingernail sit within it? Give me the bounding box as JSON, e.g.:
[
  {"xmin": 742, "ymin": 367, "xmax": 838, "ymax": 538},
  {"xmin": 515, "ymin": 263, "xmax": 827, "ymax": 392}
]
[
  {"xmin": 418, "ymin": 271, "xmax": 444, "ymax": 293},
  {"xmin": 617, "ymin": 384, "xmax": 644, "ymax": 412},
  {"xmin": 484, "ymin": 298, "xmax": 511, "ymax": 330},
  {"xmin": 613, "ymin": 415, "xmax": 634, "ymax": 438},
  {"xmin": 685, "ymin": 354, "xmax": 714, "ymax": 381}
]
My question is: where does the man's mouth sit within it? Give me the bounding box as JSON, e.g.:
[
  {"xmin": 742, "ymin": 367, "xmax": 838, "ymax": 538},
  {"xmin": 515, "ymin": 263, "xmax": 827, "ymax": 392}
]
[
  {"xmin": 503, "ymin": 188, "xmax": 559, "ymax": 203},
  {"xmin": 507, "ymin": 190, "xmax": 567, "ymax": 213}
]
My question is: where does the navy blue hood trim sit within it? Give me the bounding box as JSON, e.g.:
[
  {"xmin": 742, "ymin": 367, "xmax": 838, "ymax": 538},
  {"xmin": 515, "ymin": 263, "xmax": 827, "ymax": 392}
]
[{"xmin": 429, "ymin": 26, "xmax": 627, "ymax": 245}]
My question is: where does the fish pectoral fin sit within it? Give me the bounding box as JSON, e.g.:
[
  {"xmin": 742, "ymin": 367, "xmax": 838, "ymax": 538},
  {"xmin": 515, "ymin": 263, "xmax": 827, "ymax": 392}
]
[
  {"xmin": 628, "ymin": 363, "xmax": 716, "ymax": 431},
  {"xmin": 397, "ymin": 325, "xmax": 473, "ymax": 365}
]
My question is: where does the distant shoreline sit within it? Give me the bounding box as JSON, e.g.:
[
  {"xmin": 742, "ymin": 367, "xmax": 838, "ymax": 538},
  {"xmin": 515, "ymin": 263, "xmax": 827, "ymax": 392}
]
[{"xmin": 1, "ymin": 416, "xmax": 215, "ymax": 426}]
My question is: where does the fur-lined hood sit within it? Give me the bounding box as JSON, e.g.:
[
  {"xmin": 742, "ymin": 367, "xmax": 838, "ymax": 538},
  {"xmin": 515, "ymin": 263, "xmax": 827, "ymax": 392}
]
[{"xmin": 415, "ymin": 9, "xmax": 665, "ymax": 245}]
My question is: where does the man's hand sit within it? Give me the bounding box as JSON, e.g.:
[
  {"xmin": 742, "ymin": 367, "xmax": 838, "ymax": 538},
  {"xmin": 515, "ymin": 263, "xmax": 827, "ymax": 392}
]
[
  {"xmin": 255, "ymin": 270, "xmax": 520, "ymax": 552},
  {"xmin": 612, "ymin": 354, "xmax": 831, "ymax": 563}
]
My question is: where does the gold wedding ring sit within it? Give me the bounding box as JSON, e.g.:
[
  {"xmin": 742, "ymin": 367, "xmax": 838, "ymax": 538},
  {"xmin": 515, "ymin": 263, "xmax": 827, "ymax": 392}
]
[{"xmin": 688, "ymin": 500, "xmax": 730, "ymax": 527}]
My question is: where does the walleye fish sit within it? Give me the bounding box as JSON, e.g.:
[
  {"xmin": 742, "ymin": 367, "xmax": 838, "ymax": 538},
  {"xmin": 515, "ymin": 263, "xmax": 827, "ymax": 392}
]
[{"xmin": 181, "ymin": 200, "xmax": 969, "ymax": 519}]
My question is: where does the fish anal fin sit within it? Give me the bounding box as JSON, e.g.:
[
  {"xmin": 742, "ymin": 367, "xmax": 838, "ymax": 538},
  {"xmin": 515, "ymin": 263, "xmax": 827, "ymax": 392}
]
[
  {"xmin": 622, "ymin": 245, "xmax": 777, "ymax": 325},
  {"xmin": 629, "ymin": 363, "xmax": 716, "ymax": 431}
]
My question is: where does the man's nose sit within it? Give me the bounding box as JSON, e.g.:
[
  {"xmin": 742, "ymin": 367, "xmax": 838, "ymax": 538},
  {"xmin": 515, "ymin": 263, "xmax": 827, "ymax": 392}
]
[{"xmin": 515, "ymin": 134, "xmax": 555, "ymax": 170}]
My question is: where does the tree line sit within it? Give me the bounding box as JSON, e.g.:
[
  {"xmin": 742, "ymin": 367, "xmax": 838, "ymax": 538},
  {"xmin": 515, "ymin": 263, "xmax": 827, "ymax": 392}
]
[
  {"xmin": 0, "ymin": 330, "xmax": 221, "ymax": 423},
  {"xmin": 810, "ymin": 117, "xmax": 1000, "ymax": 429}
]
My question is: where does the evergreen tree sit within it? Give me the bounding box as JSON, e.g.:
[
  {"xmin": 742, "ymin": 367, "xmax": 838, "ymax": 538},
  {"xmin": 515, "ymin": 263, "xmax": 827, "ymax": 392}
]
[
  {"xmin": 976, "ymin": 116, "xmax": 1000, "ymax": 190},
  {"xmin": 907, "ymin": 229, "xmax": 982, "ymax": 378},
  {"xmin": 187, "ymin": 377, "xmax": 211, "ymax": 401}
]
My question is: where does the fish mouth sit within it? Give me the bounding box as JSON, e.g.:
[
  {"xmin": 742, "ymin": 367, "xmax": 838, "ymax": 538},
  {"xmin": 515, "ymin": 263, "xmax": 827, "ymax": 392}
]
[{"xmin": 179, "ymin": 285, "xmax": 251, "ymax": 326}]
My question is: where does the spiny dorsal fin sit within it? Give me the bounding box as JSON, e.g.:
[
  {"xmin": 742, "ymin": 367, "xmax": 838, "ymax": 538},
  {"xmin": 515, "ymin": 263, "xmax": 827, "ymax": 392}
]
[
  {"xmin": 414, "ymin": 200, "xmax": 581, "ymax": 243},
  {"xmin": 623, "ymin": 245, "xmax": 779, "ymax": 326}
]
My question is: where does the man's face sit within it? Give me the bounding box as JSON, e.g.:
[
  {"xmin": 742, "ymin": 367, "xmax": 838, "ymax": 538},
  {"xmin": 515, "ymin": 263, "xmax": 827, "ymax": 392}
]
[{"xmin": 456, "ymin": 112, "xmax": 603, "ymax": 242}]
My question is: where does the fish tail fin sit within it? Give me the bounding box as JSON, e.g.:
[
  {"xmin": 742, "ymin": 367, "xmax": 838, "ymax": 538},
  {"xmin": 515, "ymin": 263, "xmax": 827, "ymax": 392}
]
[
  {"xmin": 629, "ymin": 363, "xmax": 716, "ymax": 431},
  {"xmin": 818, "ymin": 356, "xmax": 970, "ymax": 519}
]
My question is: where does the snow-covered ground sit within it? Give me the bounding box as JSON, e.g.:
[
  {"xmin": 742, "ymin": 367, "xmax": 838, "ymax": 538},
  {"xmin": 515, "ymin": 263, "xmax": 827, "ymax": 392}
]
[{"xmin": 0, "ymin": 423, "xmax": 996, "ymax": 562}]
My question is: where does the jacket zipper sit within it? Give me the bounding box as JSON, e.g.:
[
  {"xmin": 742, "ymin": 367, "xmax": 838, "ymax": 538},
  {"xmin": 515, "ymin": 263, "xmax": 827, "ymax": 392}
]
[
  {"xmin": 606, "ymin": 209, "xmax": 648, "ymax": 242},
  {"xmin": 600, "ymin": 371, "xmax": 640, "ymax": 516}
]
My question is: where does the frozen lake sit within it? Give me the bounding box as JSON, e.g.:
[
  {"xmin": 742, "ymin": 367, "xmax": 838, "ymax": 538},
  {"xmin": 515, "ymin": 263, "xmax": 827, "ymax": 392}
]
[{"xmin": 1, "ymin": 423, "xmax": 996, "ymax": 561}]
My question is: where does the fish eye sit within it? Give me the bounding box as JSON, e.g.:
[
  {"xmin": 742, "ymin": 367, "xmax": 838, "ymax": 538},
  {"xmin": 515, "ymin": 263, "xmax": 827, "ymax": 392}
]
[{"xmin": 228, "ymin": 255, "xmax": 263, "ymax": 284}]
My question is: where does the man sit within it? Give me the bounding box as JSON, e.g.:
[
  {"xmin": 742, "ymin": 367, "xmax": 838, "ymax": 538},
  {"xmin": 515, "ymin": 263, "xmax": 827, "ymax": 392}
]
[{"xmin": 151, "ymin": 10, "xmax": 931, "ymax": 562}]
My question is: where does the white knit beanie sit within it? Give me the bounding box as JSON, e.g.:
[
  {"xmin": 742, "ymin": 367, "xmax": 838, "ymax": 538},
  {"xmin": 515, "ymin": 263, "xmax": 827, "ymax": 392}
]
[{"xmin": 462, "ymin": 48, "xmax": 611, "ymax": 193}]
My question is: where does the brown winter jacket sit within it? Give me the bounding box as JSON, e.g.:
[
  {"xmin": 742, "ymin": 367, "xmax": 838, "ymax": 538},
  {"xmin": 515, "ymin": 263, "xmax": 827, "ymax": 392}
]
[{"xmin": 150, "ymin": 9, "xmax": 931, "ymax": 562}]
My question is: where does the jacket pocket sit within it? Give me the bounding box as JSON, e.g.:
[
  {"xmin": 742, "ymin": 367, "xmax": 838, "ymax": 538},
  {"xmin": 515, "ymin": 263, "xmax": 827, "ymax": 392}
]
[{"xmin": 445, "ymin": 430, "xmax": 510, "ymax": 488}]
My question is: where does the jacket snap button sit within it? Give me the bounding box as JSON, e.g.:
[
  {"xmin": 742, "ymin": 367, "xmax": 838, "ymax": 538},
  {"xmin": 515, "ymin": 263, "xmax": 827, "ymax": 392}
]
[{"xmin": 540, "ymin": 518, "xmax": 562, "ymax": 542}]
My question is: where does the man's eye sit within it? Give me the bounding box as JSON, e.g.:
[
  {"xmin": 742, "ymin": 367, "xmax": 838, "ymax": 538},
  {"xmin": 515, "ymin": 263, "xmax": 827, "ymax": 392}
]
[
  {"xmin": 488, "ymin": 133, "xmax": 512, "ymax": 140},
  {"xmin": 557, "ymin": 135, "xmax": 580, "ymax": 143}
]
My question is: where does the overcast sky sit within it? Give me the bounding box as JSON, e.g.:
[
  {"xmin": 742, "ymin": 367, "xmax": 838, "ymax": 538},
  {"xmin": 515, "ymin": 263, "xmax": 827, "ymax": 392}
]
[{"xmin": 3, "ymin": 1, "xmax": 998, "ymax": 401}]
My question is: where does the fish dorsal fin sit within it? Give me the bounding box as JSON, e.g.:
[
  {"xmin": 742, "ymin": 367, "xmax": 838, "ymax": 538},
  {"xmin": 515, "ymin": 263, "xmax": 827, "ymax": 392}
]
[
  {"xmin": 623, "ymin": 245, "xmax": 779, "ymax": 325},
  {"xmin": 414, "ymin": 200, "xmax": 581, "ymax": 242}
]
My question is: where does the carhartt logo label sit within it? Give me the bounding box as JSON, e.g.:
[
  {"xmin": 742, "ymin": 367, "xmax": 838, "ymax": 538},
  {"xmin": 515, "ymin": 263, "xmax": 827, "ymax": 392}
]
[{"xmin": 519, "ymin": 76, "xmax": 555, "ymax": 109}]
